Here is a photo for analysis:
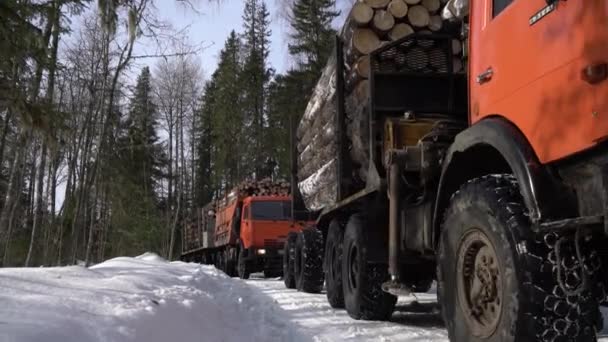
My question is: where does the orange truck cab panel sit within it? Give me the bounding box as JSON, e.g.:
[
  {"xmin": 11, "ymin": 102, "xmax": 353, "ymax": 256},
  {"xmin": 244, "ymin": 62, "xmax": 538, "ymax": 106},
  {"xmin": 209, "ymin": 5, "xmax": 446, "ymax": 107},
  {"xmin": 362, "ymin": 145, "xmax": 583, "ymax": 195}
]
[
  {"xmin": 239, "ymin": 196, "xmax": 305, "ymax": 250},
  {"xmin": 470, "ymin": 0, "xmax": 608, "ymax": 163}
]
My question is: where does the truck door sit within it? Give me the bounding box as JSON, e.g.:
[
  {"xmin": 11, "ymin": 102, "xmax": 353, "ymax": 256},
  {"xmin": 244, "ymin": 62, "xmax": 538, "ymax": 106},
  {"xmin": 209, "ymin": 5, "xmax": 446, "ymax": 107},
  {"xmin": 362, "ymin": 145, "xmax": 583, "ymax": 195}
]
[
  {"xmin": 241, "ymin": 204, "xmax": 252, "ymax": 248},
  {"xmin": 470, "ymin": 0, "xmax": 605, "ymax": 163}
]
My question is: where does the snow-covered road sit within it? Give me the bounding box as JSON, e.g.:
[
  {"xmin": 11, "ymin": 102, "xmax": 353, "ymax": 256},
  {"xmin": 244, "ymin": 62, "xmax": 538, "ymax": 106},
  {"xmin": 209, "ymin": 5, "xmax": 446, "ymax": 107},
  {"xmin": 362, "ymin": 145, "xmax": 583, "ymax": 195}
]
[
  {"xmin": 1, "ymin": 254, "xmax": 607, "ymax": 342},
  {"xmin": 247, "ymin": 277, "xmax": 447, "ymax": 342}
]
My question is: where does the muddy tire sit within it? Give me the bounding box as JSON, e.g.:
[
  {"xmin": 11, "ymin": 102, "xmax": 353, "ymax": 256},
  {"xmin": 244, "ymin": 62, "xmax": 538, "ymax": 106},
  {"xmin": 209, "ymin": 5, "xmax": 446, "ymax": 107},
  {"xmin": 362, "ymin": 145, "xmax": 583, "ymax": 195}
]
[
  {"xmin": 283, "ymin": 232, "xmax": 298, "ymax": 289},
  {"xmin": 325, "ymin": 219, "xmax": 345, "ymax": 308},
  {"xmin": 224, "ymin": 248, "xmax": 237, "ymax": 277},
  {"xmin": 294, "ymin": 228, "xmax": 324, "ymax": 293},
  {"xmin": 438, "ymin": 174, "xmax": 602, "ymax": 342},
  {"xmin": 237, "ymin": 246, "xmax": 250, "ymax": 280},
  {"xmin": 342, "ymin": 214, "xmax": 397, "ymax": 320}
]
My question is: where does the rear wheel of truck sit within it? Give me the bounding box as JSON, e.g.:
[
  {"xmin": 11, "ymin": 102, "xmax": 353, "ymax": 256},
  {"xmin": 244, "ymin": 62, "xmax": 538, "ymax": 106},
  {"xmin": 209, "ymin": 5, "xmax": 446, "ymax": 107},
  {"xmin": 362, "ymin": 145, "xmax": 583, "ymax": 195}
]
[
  {"xmin": 325, "ymin": 219, "xmax": 345, "ymax": 308},
  {"xmin": 439, "ymin": 174, "xmax": 603, "ymax": 342},
  {"xmin": 294, "ymin": 228, "xmax": 324, "ymax": 293},
  {"xmin": 224, "ymin": 248, "xmax": 237, "ymax": 277},
  {"xmin": 283, "ymin": 232, "xmax": 298, "ymax": 289},
  {"xmin": 237, "ymin": 246, "xmax": 250, "ymax": 280},
  {"xmin": 342, "ymin": 214, "xmax": 397, "ymax": 321}
]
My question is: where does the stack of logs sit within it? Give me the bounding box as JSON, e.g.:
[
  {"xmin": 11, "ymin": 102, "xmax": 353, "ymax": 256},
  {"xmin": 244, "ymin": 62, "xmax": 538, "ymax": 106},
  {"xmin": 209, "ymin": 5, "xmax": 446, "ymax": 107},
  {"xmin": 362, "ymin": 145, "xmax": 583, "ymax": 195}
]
[
  {"xmin": 297, "ymin": 0, "xmax": 464, "ymax": 212},
  {"xmin": 237, "ymin": 178, "xmax": 291, "ymax": 198}
]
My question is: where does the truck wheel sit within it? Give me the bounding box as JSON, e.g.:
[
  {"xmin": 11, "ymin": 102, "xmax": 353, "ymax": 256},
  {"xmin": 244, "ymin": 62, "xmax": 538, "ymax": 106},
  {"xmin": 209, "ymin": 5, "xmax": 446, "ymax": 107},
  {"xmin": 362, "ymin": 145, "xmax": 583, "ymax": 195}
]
[
  {"xmin": 294, "ymin": 228, "xmax": 324, "ymax": 293},
  {"xmin": 224, "ymin": 248, "xmax": 237, "ymax": 277},
  {"xmin": 237, "ymin": 246, "xmax": 250, "ymax": 280},
  {"xmin": 342, "ymin": 214, "xmax": 397, "ymax": 320},
  {"xmin": 325, "ymin": 219, "xmax": 345, "ymax": 308},
  {"xmin": 283, "ymin": 232, "xmax": 298, "ymax": 289},
  {"xmin": 439, "ymin": 174, "xmax": 602, "ymax": 342}
]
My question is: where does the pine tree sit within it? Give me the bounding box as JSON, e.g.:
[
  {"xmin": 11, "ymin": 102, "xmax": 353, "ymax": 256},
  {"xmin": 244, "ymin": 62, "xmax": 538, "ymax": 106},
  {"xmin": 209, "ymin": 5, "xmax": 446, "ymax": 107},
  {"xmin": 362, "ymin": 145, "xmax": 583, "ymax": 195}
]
[
  {"xmin": 288, "ymin": 0, "xmax": 339, "ymax": 83},
  {"xmin": 109, "ymin": 67, "xmax": 164, "ymax": 255},
  {"xmin": 241, "ymin": 0, "xmax": 273, "ymax": 178},
  {"xmin": 212, "ymin": 31, "xmax": 244, "ymax": 192},
  {"xmin": 194, "ymin": 77, "xmax": 217, "ymax": 207}
]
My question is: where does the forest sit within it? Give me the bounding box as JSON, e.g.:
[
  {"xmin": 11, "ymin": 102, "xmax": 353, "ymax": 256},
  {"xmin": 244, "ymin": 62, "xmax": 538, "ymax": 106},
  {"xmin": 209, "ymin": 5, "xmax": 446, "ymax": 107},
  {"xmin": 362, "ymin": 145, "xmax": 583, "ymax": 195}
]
[{"xmin": 0, "ymin": 0, "xmax": 340, "ymax": 266}]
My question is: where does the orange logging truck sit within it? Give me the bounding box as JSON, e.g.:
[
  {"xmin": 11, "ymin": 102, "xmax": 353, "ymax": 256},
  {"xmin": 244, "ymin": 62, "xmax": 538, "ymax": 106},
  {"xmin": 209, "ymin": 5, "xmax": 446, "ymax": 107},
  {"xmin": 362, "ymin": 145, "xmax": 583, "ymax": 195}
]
[{"xmin": 181, "ymin": 179, "xmax": 311, "ymax": 279}]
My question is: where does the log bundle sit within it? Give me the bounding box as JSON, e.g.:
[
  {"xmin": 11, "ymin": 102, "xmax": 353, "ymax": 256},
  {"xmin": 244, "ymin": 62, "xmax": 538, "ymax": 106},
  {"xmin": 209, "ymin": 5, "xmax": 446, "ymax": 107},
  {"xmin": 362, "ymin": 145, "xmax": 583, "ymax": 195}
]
[
  {"xmin": 297, "ymin": 0, "xmax": 464, "ymax": 212},
  {"xmin": 236, "ymin": 178, "xmax": 291, "ymax": 198}
]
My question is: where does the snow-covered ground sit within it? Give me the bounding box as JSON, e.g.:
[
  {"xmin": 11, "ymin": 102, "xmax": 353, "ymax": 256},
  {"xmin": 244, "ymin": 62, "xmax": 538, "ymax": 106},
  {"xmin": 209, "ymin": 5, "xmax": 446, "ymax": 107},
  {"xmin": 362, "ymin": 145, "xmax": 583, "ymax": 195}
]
[{"xmin": 0, "ymin": 254, "xmax": 607, "ymax": 342}]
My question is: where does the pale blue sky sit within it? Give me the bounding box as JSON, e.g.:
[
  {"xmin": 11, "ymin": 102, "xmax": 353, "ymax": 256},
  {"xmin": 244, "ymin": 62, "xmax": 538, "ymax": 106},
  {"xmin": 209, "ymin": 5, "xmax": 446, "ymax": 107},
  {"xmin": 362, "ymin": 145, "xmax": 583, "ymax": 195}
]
[
  {"xmin": 151, "ymin": 0, "xmax": 290, "ymax": 77},
  {"xmin": 145, "ymin": 0, "xmax": 352, "ymax": 78}
]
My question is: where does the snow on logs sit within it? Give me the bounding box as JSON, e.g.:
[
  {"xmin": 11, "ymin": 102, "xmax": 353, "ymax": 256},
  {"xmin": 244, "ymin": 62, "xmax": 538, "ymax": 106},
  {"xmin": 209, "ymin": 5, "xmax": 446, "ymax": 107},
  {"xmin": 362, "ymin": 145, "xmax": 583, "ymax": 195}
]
[{"xmin": 297, "ymin": 0, "xmax": 464, "ymax": 211}]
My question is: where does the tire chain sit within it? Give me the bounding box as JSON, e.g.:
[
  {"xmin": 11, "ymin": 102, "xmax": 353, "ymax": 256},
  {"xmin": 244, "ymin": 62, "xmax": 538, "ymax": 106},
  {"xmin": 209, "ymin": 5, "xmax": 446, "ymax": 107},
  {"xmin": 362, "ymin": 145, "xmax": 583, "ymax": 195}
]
[{"xmin": 531, "ymin": 230, "xmax": 605, "ymax": 342}]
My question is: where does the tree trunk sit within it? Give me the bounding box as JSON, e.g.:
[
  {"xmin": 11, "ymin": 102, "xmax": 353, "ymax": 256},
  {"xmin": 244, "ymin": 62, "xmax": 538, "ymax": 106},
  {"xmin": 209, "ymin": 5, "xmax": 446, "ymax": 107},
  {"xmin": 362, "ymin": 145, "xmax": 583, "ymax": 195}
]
[{"xmin": 25, "ymin": 142, "xmax": 47, "ymax": 266}]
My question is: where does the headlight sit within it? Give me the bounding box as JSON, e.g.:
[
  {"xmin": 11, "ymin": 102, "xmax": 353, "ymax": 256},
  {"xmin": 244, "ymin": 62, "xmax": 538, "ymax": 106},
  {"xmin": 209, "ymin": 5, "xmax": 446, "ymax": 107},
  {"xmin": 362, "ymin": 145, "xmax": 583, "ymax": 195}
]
[{"xmin": 256, "ymin": 249, "xmax": 266, "ymax": 255}]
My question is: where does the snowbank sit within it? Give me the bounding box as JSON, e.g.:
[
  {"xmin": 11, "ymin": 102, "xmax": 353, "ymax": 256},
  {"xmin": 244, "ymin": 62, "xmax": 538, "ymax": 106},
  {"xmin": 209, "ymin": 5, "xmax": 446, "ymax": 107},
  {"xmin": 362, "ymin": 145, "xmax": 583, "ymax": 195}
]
[{"xmin": 0, "ymin": 256, "xmax": 308, "ymax": 342}]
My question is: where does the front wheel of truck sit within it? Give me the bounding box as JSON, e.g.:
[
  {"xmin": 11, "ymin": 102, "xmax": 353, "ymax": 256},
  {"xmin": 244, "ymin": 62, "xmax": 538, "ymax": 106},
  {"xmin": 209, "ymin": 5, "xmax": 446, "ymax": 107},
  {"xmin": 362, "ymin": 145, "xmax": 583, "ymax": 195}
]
[
  {"xmin": 439, "ymin": 175, "xmax": 602, "ymax": 342},
  {"xmin": 237, "ymin": 246, "xmax": 250, "ymax": 280},
  {"xmin": 294, "ymin": 228, "xmax": 324, "ymax": 293}
]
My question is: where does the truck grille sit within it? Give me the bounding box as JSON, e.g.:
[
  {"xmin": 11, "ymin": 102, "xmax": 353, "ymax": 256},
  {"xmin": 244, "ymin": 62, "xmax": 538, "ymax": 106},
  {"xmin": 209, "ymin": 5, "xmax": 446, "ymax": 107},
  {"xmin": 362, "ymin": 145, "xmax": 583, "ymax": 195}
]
[{"xmin": 264, "ymin": 239, "xmax": 283, "ymax": 249}]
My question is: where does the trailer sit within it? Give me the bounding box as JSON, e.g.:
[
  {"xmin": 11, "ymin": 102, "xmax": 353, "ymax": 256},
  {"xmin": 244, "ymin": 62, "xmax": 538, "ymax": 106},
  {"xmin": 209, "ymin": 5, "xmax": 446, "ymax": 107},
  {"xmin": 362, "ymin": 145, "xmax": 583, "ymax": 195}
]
[{"xmin": 283, "ymin": 1, "xmax": 608, "ymax": 341}]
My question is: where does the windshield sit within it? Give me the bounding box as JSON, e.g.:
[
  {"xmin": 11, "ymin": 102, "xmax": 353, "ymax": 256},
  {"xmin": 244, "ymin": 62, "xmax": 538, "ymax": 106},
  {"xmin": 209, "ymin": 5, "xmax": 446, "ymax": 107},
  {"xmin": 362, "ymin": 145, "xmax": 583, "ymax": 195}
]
[{"xmin": 251, "ymin": 201, "xmax": 292, "ymax": 221}]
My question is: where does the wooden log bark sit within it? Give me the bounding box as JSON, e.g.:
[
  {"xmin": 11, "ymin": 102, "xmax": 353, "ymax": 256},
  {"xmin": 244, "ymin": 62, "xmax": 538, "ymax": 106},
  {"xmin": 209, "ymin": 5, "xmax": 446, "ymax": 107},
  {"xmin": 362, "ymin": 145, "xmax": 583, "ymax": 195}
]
[
  {"xmin": 404, "ymin": 0, "xmax": 421, "ymax": 4},
  {"xmin": 389, "ymin": 23, "xmax": 414, "ymax": 41},
  {"xmin": 407, "ymin": 5, "xmax": 430, "ymax": 28},
  {"xmin": 345, "ymin": 80, "xmax": 370, "ymax": 177},
  {"xmin": 387, "ymin": 0, "xmax": 409, "ymax": 19},
  {"xmin": 296, "ymin": 53, "xmax": 337, "ymax": 140},
  {"xmin": 364, "ymin": 0, "xmax": 391, "ymax": 9},
  {"xmin": 373, "ymin": 10, "xmax": 396, "ymax": 33},
  {"xmin": 350, "ymin": 2, "xmax": 375, "ymax": 26}
]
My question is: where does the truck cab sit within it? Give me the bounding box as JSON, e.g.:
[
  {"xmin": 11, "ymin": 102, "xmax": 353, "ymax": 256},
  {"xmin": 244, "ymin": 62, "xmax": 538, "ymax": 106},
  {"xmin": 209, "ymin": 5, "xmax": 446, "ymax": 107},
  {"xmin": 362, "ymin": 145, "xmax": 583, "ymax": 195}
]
[{"xmin": 236, "ymin": 196, "xmax": 307, "ymax": 278}]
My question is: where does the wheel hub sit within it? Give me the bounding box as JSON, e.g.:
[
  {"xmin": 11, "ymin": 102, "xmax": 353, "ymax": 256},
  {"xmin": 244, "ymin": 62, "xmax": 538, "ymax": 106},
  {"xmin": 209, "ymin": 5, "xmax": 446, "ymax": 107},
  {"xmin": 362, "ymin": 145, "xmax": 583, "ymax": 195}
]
[{"xmin": 457, "ymin": 230, "xmax": 503, "ymax": 338}]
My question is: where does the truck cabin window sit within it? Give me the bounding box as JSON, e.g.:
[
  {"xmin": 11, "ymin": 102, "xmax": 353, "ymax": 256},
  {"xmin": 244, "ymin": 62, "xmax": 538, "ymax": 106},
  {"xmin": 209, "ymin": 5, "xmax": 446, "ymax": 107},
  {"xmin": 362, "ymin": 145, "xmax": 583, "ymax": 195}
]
[
  {"xmin": 251, "ymin": 201, "xmax": 292, "ymax": 221},
  {"xmin": 493, "ymin": 0, "xmax": 513, "ymax": 17}
]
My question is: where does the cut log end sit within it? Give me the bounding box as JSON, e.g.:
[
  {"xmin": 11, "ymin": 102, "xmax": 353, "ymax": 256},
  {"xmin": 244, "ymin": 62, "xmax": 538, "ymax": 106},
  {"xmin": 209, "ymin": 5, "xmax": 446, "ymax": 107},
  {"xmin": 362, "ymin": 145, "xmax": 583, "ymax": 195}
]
[
  {"xmin": 352, "ymin": 28, "xmax": 382, "ymax": 55},
  {"xmin": 421, "ymin": 0, "xmax": 441, "ymax": 13},
  {"xmin": 388, "ymin": 23, "xmax": 414, "ymax": 41},
  {"xmin": 428, "ymin": 15, "xmax": 443, "ymax": 32},
  {"xmin": 351, "ymin": 2, "xmax": 374, "ymax": 26},
  {"xmin": 355, "ymin": 55, "xmax": 371, "ymax": 79},
  {"xmin": 407, "ymin": 5, "xmax": 431, "ymax": 28},
  {"xmin": 364, "ymin": 0, "xmax": 391, "ymax": 9},
  {"xmin": 404, "ymin": 0, "xmax": 421, "ymax": 4},
  {"xmin": 373, "ymin": 10, "xmax": 396, "ymax": 33},
  {"xmin": 388, "ymin": 0, "xmax": 409, "ymax": 19}
]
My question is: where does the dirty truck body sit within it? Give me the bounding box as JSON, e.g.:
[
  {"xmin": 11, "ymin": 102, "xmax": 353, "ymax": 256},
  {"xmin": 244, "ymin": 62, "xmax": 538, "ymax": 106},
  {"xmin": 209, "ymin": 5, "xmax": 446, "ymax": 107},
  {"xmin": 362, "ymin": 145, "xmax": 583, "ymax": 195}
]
[
  {"xmin": 283, "ymin": 1, "xmax": 608, "ymax": 341},
  {"xmin": 181, "ymin": 194, "xmax": 303, "ymax": 279}
]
